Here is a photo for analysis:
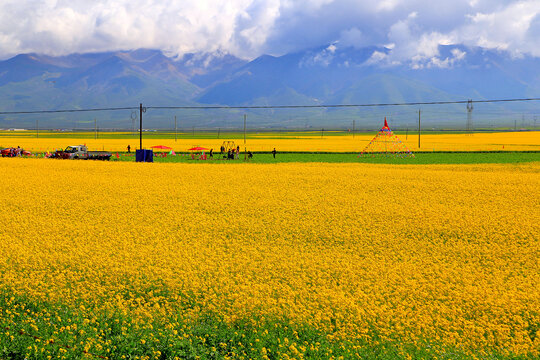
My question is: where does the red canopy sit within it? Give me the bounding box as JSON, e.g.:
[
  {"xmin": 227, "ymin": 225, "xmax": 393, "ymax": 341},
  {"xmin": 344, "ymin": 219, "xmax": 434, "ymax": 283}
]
[
  {"xmin": 188, "ymin": 146, "xmax": 208, "ymax": 151},
  {"xmin": 151, "ymin": 145, "xmax": 173, "ymax": 150}
]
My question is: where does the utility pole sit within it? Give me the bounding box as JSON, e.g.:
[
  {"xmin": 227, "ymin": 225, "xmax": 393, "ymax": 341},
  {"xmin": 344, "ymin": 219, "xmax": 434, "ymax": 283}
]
[
  {"xmin": 466, "ymin": 99, "xmax": 473, "ymax": 133},
  {"xmin": 243, "ymin": 114, "xmax": 247, "ymax": 145},
  {"xmin": 174, "ymin": 115, "xmax": 177, "ymax": 142},
  {"xmin": 406, "ymin": 126, "xmax": 408, "ymax": 140},
  {"xmin": 514, "ymin": 119, "xmax": 517, "ymax": 131},
  {"xmin": 418, "ymin": 110, "xmax": 421, "ymax": 149},
  {"xmin": 192, "ymin": 126, "xmax": 194, "ymax": 137},
  {"xmin": 94, "ymin": 118, "xmax": 97, "ymax": 140},
  {"xmin": 321, "ymin": 128, "xmax": 324, "ymax": 138},
  {"xmin": 36, "ymin": 119, "xmax": 39, "ymax": 138},
  {"xmin": 139, "ymin": 103, "xmax": 144, "ymax": 150},
  {"xmin": 353, "ymin": 119, "xmax": 355, "ymax": 138},
  {"xmin": 217, "ymin": 128, "xmax": 220, "ymax": 139},
  {"xmin": 243, "ymin": 114, "xmax": 247, "ymax": 160}
]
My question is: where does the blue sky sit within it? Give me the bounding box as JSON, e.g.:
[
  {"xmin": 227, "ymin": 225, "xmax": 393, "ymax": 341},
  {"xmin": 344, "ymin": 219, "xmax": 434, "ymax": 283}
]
[{"xmin": 0, "ymin": 0, "xmax": 539, "ymax": 61}]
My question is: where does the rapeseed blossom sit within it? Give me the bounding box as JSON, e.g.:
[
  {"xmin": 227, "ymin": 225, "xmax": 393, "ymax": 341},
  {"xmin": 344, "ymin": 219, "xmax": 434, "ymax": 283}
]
[
  {"xmin": 0, "ymin": 159, "xmax": 538, "ymax": 358},
  {"xmin": 0, "ymin": 130, "xmax": 538, "ymax": 152}
]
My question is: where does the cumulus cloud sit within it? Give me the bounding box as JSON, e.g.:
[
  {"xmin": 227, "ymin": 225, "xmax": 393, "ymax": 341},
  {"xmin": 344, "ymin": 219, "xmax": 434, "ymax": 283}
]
[
  {"xmin": 457, "ymin": 0, "xmax": 540, "ymax": 57},
  {"xmin": 382, "ymin": 12, "xmax": 457, "ymax": 67},
  {"xmin": 0, "ymin": 0, "xmax": 539, "ymax": 64},
  {"xmin": 0, "ymin": 0, "xmax": 263, "ymax": 58},
  {"xmin": 338, "ymin": 27, "xmax": 366, "ymax": 47},
  {"xmin": 365, "ymin": 51, "xmax": 391, "ymax": 66}
]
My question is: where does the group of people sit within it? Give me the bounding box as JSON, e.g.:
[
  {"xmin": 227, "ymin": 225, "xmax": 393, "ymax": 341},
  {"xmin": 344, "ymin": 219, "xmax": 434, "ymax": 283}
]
[
  {"xmin": 216, "ymin": 145, "xmax": 255, "ymax": 160},
  {"xmin": 224, "ymin": 146, "xmax": 240, "ymax": 160},
  {"xmin": 214, "ymin": 146, "xmax": 275, "ymax": 160}
]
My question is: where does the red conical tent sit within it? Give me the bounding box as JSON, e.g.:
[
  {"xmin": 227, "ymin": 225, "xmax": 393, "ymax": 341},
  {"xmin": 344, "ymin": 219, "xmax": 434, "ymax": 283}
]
[
  {"xmin": 359, "ymin": 118, "xmax": 414, "ymax": 157},
  {"xmin": 382, "ymin": 117, "xmax": 390, "ymax": 131}
]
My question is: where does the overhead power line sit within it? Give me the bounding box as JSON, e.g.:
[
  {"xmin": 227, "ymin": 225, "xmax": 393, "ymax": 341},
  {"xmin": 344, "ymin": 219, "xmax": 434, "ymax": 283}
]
[
  {"xmin": 0, "ymin": 106, "xmax": 137, "ymax": 115},
  {"xmin": 148, "ymin": 97, "xmax": 540, "ymax": 110},
  {"xmin": 0, "ymin": 97, "xmax": 540, "ymax": 115}
]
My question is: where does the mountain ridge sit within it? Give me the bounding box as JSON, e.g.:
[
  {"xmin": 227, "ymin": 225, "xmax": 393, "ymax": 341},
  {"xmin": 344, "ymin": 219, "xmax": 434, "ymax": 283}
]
[{"xmin": 1, "ymin": 44, "xmax": 539, "ymax": 128}]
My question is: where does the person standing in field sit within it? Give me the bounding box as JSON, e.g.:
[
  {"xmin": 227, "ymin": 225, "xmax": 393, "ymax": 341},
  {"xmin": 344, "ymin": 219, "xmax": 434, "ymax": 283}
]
[
  {"xmin": 272, "ymin": 148, "xmax": 276, "ymax": 158},
  {"xmin": 127, "ymin": 145, "xmax": 131, "ymax": 153},
  {"xmin": 209, "ymin": 149, "xmax": 213, "ymax": 158}
]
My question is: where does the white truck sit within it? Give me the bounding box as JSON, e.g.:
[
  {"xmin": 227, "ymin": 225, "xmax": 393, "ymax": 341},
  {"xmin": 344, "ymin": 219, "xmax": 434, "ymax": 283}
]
[{"xmin": 51, "ymin": 145, "xmax": 112, "ymax": 160}]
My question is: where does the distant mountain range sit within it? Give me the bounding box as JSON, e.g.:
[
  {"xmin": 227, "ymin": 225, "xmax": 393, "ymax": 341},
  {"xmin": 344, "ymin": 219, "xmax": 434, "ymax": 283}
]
[{"xmin": 1, "ymin": 45, "xmax": 539, "ymax": 129}]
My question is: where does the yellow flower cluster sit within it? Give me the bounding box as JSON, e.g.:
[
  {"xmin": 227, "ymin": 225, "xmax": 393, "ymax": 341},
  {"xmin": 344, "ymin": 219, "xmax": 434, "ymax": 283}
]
[
  {"xmin": 0, "ymin": 130, "xmax": 538, "ymax": 152},
  {"xmin": 0, "ymin": 159, "xmax": 539, "ymax": 358}
]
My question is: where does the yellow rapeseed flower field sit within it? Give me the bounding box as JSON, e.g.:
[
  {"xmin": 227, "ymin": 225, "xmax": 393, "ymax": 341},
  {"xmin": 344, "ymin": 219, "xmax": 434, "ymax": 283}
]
[
  {"xmin": 0, "ymin": 130, "xmax": 539, "ymax": 152},
  {"xmin": 0, "ymin": 158, "xmax": 538, "ymax": 358}
]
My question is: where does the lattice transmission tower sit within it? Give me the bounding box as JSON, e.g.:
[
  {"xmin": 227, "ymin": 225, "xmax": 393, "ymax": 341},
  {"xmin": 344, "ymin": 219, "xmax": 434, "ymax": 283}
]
[{"xmin": 466, "ymin": 99, "xmax": 474, "ymax": 133}]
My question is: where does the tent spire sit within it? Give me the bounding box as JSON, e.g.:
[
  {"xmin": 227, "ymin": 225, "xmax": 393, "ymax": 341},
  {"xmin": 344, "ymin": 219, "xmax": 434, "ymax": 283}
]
[{"xmin": 383, "ymin": 117, "xmax": 390, "ymax": 130}]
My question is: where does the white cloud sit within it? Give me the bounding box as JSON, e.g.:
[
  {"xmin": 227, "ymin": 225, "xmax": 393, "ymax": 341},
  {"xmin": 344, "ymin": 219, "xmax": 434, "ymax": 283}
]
[
  {"xmin": 0, "ymin": 0, "xmax": 264, "ymax": 58},
  {"xmin": 364, "ymin": 50, "xmax": 389, "ymax": 65},
  {"xmin": 425, "ymin": 49, "xmax": 467, "ymax": 69},
  {"xmin": 377, "ymin": 0, "xmax": 402, "ymax": 12},
  {"xmin": 385, "ymin": 12, "xmax": 456, "ymax": 66},
  {"xmin": 451, "ymin": 48, "xmax": 466, "ymax": 60},
  {"xmin": 338, "ymin": 27, "xmax": 365, "ymax": 47},
  {"xmin": 378, "ymin": 1, "xmax": 540, "ymax": 68},
  {"xmin": 0, "ymin": 0, "xmax": 539, "ymax": 63},
  {"xmin": 457, "ymin": 0, "xmax": 540, "ymax": 57}
]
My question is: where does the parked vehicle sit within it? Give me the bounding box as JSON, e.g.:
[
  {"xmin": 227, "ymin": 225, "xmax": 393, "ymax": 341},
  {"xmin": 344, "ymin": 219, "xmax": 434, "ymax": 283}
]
[
  {"xmin": 50, "ymin": 145, "xmax": 111, "ymax": 160},
  {"xmin": 1, "ymin": 147, "xmax": 31, "ymax": 157}
]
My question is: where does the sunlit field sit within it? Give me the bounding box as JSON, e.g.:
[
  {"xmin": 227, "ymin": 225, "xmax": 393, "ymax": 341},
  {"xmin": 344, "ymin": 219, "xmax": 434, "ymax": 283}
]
[
  {"xmin": 1, "ymin": 130, "xmax": 539, "ymax": 152},
  {"xmin": 1, "ymin": 158, "xmax": 538, "ymax": 359}
]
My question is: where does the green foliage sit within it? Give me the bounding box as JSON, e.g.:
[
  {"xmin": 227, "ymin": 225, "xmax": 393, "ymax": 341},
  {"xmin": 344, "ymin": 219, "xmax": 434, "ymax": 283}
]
[
  {"xmin": 117, "ymin": 151, "xmax": 540, "ymax": 164},
  {"xmin": 1, "ymin": 290, "xmax": 536, "ymax": 360}
]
